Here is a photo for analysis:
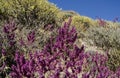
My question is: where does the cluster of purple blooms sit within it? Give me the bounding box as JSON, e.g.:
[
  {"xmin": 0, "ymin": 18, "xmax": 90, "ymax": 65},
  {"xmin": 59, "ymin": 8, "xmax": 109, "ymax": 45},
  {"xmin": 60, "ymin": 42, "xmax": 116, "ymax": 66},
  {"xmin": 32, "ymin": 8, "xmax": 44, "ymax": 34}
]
[
  {"xmin": 0, "ymin": 20, "xmax": 36, "ymax": 77},
  {"xmin": 97, "ymin": 18, "xmax": 107, "ymax": 26},
  {"xmin": 3, "ymin": 20, "xmax": 17, "ymax": 46},
  {"xmin": 0, "ymin": 18, "xmax": 120, "ymax": 78}
]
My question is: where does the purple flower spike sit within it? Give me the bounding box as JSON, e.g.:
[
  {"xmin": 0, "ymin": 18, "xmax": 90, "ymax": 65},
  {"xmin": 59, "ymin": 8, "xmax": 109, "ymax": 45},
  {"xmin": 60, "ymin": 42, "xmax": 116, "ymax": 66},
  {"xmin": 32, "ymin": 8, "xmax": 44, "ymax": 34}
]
[
  {"xmin": 3, "ymin": 24, "xmax": 10, "ymax": 33},
  {"xmin": 1, "ymin": 48, "xmax": 6, "ymax": 56},
  {"xmin": 10, "ymin": 52, "xmax": 36, "ymax": 78},
  {"xmin": 27, "ymin": 31, "xmax": 35, "ymax": 44}
]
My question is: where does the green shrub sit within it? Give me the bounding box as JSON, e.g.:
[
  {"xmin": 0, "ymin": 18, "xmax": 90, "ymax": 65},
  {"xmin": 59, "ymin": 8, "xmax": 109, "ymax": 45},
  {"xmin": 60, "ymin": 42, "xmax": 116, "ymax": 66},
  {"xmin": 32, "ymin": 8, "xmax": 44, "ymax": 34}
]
[
  {"xmin": 0, "ymin": 0, "xmax": 59, "ymax": 28},
  {"xmin": 57, "ymin": 12, "xmax": 72, "ymax": 25},
  {"xmin": 56, "ymin": 11, "xmax": 78, "ymax": 27},
  {"xmin": 85, "ymin": 26, "xmax": 120, "ymax": 50},
  {"xmin": 71, "ymin": 15, "xmax": 96, "ymax": 32},
  {"xmin": 105, "ymin": 21, "xmax": 120, "ymax": 28},
  {"xmin": 107, "ymin": 49, "xmax": 120, "ymax": 71},
  {"xmin": 84, "ymin": 26, "xmax": 120, "ymax": 71}
]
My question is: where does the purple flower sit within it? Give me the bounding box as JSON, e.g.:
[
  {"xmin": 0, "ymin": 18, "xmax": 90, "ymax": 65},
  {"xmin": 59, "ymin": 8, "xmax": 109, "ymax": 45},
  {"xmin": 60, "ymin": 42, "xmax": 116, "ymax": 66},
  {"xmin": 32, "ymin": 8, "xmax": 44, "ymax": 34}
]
[
  {"xmin": 8, "ymin": 18, "xmax": 120, "ymax": 78},
  {"xmin": 0, "ymin": 62, "xmax": 6, "ymax": 71},
  {"xmin": 10, "ymin": 52, "xmax": 36, "ymax": 78},
  {"xmin": 1, "ymin": 48, "xmax": 6, "ymax": 56},
  {"xmin": 3, "ymin": 24, "xmax": 10, "ymax": 33},
  {"xmin": 115, "ymin": 67, "xmax": 120, "ymax": 77},
  {"xmin": 9, "ymin": 41, "xmax": 16, "ymax": 46},
  {"xmin": 19, "ymin": 37, "xmax": 25, "ymax": 46},
  {"xmin": 7, "ymin": 33, "xmax": 15, "ymax": 40},
  {"xmin": 27, "ymin": 31, "xmax": 35, "ymax": 44},
  {"xmin": 3, "ymin": 20, "xmax": 17, "ymax": 34},
  {"xmin": 82, "ymin": 73, "xmax": 90, "ymax": 78}
]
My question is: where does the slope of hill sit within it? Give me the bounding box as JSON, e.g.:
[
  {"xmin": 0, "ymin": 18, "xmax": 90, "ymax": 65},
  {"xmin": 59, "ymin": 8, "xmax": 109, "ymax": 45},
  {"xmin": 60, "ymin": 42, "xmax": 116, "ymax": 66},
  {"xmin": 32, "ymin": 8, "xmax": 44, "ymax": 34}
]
[{"xmin": 0, "ymin": 0, "xmax": 120, "ymax": 77}]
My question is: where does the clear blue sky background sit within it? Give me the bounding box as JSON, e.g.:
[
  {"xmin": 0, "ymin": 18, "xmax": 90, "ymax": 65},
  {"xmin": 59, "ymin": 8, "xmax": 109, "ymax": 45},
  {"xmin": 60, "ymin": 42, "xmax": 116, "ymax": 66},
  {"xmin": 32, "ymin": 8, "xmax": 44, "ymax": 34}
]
[{"xmin": 49, "ymin": 0, "xmax": 120, "ymax": 21}]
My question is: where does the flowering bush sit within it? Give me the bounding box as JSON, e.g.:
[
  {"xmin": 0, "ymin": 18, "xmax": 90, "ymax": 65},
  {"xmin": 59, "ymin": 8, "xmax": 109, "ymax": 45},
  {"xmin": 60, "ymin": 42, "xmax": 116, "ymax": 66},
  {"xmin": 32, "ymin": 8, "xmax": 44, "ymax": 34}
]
[
  {"xmin": 0, "ymin": 0, "xmax": 120, "ymax": 78},
  {"xmin": 10, "ymin": 52, "xmax": 36, "ymax": 78},
  {"xmin": 0, "ymin": 20, "xmax": 36, "ymax": 77},
  {"xmin": 7, "ymin": 18, "xmax": 120, "ymax": 78},
  {"xmin": 0, "ymin": 20, "xmax": 17, "ymax": 77}
]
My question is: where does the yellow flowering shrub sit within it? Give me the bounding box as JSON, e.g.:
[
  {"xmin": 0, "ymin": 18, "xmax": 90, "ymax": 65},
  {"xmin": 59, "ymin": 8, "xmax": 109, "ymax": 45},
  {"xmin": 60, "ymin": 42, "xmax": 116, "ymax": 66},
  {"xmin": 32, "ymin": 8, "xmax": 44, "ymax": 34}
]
[
  {"xmin": 0, "ymin": 0, "xmax": 59, "ymax": 28},
  {"xmin": 71, "ymin": 15, "xmax": 96, "ymax": 32}
]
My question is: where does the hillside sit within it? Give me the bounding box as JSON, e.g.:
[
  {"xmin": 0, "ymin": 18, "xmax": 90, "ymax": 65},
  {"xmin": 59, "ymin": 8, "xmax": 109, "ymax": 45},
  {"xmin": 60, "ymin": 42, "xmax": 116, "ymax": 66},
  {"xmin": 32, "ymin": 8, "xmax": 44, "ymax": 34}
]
[{"xmin": 0, "ymin": 0, "xmax": 120, "ymax": 78}]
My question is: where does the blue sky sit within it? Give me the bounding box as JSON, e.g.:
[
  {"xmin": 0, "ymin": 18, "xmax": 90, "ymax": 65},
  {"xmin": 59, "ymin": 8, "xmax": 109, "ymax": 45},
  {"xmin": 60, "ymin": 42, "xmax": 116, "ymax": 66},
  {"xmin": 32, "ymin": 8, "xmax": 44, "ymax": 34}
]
[{"xmin": 49, "ymin": 0, "xmax": 120, "ymax": 21}]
